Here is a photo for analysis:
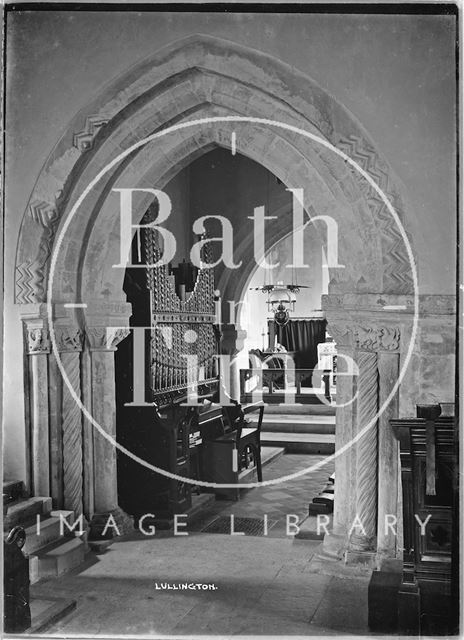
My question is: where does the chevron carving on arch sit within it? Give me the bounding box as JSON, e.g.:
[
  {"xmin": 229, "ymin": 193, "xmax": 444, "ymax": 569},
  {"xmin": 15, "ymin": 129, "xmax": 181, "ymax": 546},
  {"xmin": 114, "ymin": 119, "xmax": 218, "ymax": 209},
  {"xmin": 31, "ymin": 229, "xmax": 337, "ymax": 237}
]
[
  {"xmin": 73, "ymin": 114, "xmax": 109, "ymax": 152},
  {"xmin": 15, "ymin": 260, "xmax": 45, "ymax": 304},
  {"xmin": 16, "ymin": 207, "xmax": 61, "ymax": 303},
  {"xmin": 29, "ymin": 199, "xmax": 59, "ymax": 228},
  {"xmin": 337, "ymin": 135, "xmax": 413, "ymax": 293}
]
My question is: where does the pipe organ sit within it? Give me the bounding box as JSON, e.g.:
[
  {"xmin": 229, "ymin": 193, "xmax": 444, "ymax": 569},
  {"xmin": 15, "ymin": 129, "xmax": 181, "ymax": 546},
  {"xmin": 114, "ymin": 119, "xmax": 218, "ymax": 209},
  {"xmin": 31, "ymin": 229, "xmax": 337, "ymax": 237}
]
[
  {"xmin": 145, "ymin": 226, "xmax": 218, "ymax": 404},
  {"xmin": 116, "ymin": 221, "xmax": 263, "ymax": 526}
]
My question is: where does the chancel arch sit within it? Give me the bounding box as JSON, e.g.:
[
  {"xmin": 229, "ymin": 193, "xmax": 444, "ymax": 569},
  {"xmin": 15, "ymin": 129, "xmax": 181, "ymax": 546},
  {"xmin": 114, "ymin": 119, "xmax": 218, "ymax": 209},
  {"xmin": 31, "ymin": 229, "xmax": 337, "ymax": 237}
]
[{"xmin": 14, "ymin": 34, "xmax": 418, "ymax": 565}]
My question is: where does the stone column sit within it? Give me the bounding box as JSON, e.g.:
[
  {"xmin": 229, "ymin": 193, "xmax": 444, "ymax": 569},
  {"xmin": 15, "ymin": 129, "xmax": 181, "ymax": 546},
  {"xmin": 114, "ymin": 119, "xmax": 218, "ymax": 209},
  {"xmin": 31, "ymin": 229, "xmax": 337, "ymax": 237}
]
[
  {"xmin": 345, "ymin": 324, "xmax": 401, "ymax": 565},
  {"xmin": 48, "ymin": 347, "xmax": 64, "ymax": 508},
  {"xmin": 322, "ymin": 322, "xmax": 357, "ymax": 559},
  {"xmin": 81, "ymin": 345, "xmax": 95, "ymax": 521},
  {"xmin": 319, "ymin": 295, "xmax": 412, "ymax": 567},
  {"xmin": 86, "ymin": 324, "xmax": 133, "ymax": 539},
  {"xmin": 55, "ymin": 326, "xmax": 84, "ymax": 517},
  {"xmin": 376, "ymin": 332, "xmax": 401, "ymax": 569},
  {"xmin": 23, "ymin": 319, "xmax": 51, "ymax": 497},
  {"xmin": 347, "ymin": 349, "xmax": 379, "ymax": 559}
]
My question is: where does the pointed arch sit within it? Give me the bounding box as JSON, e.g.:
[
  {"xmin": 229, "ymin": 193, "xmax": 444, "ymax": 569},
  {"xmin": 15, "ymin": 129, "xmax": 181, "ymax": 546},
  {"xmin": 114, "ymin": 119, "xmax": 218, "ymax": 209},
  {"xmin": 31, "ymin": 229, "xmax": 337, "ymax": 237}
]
[{"xmin": 15, "ymin": 34, "xmax": 414, "ymax": 306}]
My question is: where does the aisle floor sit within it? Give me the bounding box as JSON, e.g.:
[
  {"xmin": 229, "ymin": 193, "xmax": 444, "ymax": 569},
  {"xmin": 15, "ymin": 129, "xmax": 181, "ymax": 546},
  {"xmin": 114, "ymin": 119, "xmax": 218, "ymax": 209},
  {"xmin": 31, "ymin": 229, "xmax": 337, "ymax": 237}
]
[
  {"xmin": 191, "ymin": 453, "xmax": 334, "ymax": 537},
  {"xmin": 31, "ymin": 454, "xmax": 371, "ymax": 638}
]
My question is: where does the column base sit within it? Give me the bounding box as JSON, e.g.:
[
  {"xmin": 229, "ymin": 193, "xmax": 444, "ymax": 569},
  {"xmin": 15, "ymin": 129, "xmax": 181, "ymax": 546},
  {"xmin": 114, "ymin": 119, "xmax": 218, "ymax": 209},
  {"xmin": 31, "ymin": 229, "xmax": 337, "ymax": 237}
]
[
  {"xmin": 70, "ymin": 514, "xmax": 89, "ymax": 548},
  {"xmin": 345, "ymin": 549, "xmax": 377, "ymax": 567},
  {"xmin": 88, "ymin": 507, "xmax": 134, "ymax": 545},
  {"xmin": 349, "ymin": 530, "xmax": 376, "ymax": 551},
  {"xmin": 321, "ymin": 529, "xmax": 347, "ymax": 560}
]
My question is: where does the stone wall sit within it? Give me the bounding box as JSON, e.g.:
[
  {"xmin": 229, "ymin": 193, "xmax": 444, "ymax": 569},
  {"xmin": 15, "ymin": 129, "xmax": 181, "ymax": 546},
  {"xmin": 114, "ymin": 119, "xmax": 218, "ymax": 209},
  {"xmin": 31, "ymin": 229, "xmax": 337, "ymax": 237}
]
[
  {"xmin": 3, "ymin": 13, "xmax": 457, "ymax": 515},
  {"xmin": 6, "ymin": 12, "xmax": 456, "ymax": 293}
]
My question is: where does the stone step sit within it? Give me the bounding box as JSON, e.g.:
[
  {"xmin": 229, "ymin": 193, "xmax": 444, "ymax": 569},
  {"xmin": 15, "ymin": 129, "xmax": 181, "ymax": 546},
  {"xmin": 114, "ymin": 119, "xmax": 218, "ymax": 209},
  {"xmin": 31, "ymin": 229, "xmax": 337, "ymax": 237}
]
[
  {"xmin": 4, "ymin": 497, "xmax": 52, "ymax": 529},
  {"xmin": 252, "ymin": 414, "xmax": 335, "ymax": 434},
  {"xmin": 295, "ymin": 514, "xmax": 334, "ymax": 541},
  {"xmin": 23, "ymin": 512, "xmax": 75, "ymax": 556},
  {"xmin": 242, "ymin": 392, "xmax": 334, "ymax": 406},
  {"xmin": 260, "ymin": 432, "xmax": 335, "ymax": 455},
  {"xmin": 34, "ymin": 537, "xmax": 86, "ymax": 579},
  {"xmin": 261, "ymin": 445, "xmax": 285, "ymax": 467},
  {"xmin": 238, "ymin": 445, "xmax": 285, "ymax": 483},
  {"xmin": 308, "ymin": 501, "xmax": 333, "ymax": 515},
  {"xmin": 263, "ymin": 403, "xmax": 336, "ymax": 416},
  {"xmin": 3, "ymin": 479, "xmax": 26, "ymax": 503},
  {"xmin": 204, "ymin": 446, "xmax": 285, "ymax": 502},
  {"xmin": 28, "ymin": 596, "xmax": 77, "ymax": 634}
]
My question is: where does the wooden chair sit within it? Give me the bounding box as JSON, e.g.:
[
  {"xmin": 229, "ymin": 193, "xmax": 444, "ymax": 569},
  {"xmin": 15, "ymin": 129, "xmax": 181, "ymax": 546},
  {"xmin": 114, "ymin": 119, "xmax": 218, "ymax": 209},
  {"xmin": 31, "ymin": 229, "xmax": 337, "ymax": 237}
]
[
  {"xmin": 200, "ymin": 401, "xmax": 265, "ymax": 498},
  {"xmin": 231, "ymin": 402, "xmax": 264, "ymax": 482}
]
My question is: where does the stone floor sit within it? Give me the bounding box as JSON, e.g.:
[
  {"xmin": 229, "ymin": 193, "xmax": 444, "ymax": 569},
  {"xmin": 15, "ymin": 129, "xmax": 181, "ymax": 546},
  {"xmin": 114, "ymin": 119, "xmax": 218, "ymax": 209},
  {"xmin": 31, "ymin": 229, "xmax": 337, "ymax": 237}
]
[
  {"xmin": 192, "ymin": 453, "xmax": 334, "ymax": 537},
  {"xmin": 31, "ymin": 454, "xmax": 372, "ymax": 638}
]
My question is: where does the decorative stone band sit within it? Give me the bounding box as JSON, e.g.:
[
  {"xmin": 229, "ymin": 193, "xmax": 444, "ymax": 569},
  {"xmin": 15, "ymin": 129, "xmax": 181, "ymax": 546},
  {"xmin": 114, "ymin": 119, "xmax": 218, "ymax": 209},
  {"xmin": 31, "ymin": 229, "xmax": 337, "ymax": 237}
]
[
  {"xmin": 26, "ymin": 328, "xmax": 51, "ymax": 355},
  {"xmin": 354, "ymin": 326, "xmax": 400, "ymax": 353},
  {"xmin": 54, "ymin": 327, "xmax": 84, "ymax": 353},
  {"xmin": 324, "ymin": 293, "xmax": 456, "ymax": 317},
  {"xmin": 326, "ymin": 322, "xmax": 401, "ymax": 353},
  {"xmin": 86, "ymin": 327, "xmax": 130, "ymax": 352}
]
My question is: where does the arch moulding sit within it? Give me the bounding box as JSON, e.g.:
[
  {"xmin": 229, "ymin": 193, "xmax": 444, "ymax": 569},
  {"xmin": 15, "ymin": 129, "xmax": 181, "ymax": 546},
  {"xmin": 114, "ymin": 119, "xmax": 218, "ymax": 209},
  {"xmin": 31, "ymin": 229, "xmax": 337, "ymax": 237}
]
[
  {"xmin": 14, "ymin": 35, "xmax": 417, "ymax": 561},
  {"xmin": 15, "ymin": 33, "xmax": 414, "ymax": 306}
]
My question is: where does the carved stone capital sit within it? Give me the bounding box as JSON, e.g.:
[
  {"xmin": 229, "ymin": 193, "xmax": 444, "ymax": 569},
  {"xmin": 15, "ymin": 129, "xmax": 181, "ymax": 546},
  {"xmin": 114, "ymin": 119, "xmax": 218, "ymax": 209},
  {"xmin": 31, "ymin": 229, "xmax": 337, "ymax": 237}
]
[
  {"xmin": 326, "ymin": 322, "xmax": 353, "ymax": 348},
  {"xmin": 355, "ymin": 325, "xmax": 400, "ymax": 353},
  {"xmin": 86, "ymin": 327, "xmax": 130, "ymax": 352},
  {"xmin": 26, "ymin": 328, "xmax": 50, "ymax": 355},
  {"xmin": 54, "ymin": 327, "xmax": 84, "ymax": 353}
]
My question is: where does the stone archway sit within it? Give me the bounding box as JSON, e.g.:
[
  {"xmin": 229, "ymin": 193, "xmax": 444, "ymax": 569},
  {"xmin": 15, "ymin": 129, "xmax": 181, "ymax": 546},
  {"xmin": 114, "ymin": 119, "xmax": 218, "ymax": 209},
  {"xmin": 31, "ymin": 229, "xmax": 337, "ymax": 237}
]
[{"xmin": 15, "ymin": 35, "xmax": 416, "ymax": 561}]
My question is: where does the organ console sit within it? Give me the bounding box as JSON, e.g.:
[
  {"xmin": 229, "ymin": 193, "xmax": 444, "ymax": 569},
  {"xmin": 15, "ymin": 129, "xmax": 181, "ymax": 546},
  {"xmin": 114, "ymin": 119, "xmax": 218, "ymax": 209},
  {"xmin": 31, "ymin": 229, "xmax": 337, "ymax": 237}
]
[{"xmin": 116, "ymin": 216, "xmax": 263, "ymax": 526}]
